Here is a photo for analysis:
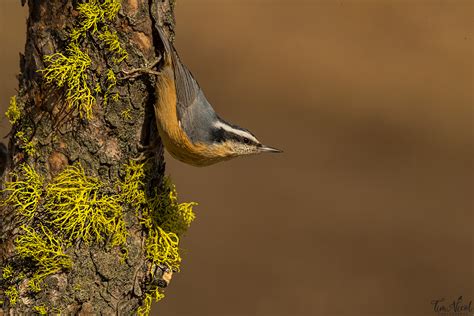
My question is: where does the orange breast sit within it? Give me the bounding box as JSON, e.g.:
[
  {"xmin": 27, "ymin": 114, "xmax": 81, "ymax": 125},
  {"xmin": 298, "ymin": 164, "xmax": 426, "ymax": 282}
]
[{"xmin": 153, "ymin": 68, "xmax": 231, "ymax": 166}]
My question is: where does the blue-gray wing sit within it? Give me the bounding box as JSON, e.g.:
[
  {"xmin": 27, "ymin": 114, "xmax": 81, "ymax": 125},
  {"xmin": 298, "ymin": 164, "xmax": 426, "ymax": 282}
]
[
  {"xmin": 157, "ymin": 27, "xmax": 199, "ymax": 121},
  {"xmin": 158, "ymin": 27, "xmax": 217, "ymax": 144}
]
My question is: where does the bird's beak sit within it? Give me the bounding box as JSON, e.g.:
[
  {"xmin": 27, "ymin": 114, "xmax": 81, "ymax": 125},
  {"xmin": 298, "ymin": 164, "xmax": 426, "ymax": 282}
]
[{"xmin": 259, "ymin": 145, "xmax": 283, "ymax": 153}]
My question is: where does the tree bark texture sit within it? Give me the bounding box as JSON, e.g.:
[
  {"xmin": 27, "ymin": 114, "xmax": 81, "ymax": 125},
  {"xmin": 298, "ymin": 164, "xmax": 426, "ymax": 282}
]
[{"xmin": 0, "ymin": 0, "xmax": 179, "ymax": 314}]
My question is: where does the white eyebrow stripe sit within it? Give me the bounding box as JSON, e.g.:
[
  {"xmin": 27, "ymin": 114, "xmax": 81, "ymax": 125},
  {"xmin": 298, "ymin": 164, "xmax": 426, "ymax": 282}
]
[{"xmin": 213, "ymin": 121, "xmax": 259, "ymax": 143}]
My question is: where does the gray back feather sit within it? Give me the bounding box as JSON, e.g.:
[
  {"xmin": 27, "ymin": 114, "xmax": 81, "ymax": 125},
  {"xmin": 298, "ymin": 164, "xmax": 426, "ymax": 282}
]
[{"xmin": 157, "ymin": 27, "xmax": 217, "ymax": 144}]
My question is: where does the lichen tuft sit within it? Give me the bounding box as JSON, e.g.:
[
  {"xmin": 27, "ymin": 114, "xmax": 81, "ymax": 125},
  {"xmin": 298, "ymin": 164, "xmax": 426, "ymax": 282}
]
[
  {"xmin": 4, "ymin": 285, "xmax": 18, "ymax": 306},
  {"xmin": 71, "ymin": 0, "xmax": 122, "ymax": 41},
  {"xmin": 0, "ymin": 163, "xmax": 43, "ymax": 219},
  {"xmin": 118, "ymin": 160, "xmax": 146, "ymax": 207},
  {"xmin": 40, "ymin": 0, "xmax": 126, "ymax": 119},
  {"xmin": 149, "ymin": 178, "xmax": 197, "ymax": 236},
  {"xmin": 5, "ymin": 95, "xmax": 20, "ymax": 124},
  {"xmin": 40, "ymin": 42, "xmax": 94, "ymax": 119},
  {"xmin": 137, "ymin": 287, "xmax": 165, "ymax": 316},
  {"xmin": 33, "ymin": 305, "xmax": 48, "ymax": 315},
  {"xmin": 140, "ymin": 178, "xmax": 196, "ymax": 272},
  {"xmin": 2, "ymin": 264, "xmax": 13, "ymax": 279},
  {"xmin": 14, "ymin": 224, "xmax": 72, "ymax": 291},
  {"xmin": 15, "ymin": 130, "xmax": 36, "ymax": 156},
  {"xmin": 44, "ymin": 163, "xmax": 127, "ymax": 246},
  {"xmin": 99, "ymin": 27, "xmax": 128, "ymax": 63}
]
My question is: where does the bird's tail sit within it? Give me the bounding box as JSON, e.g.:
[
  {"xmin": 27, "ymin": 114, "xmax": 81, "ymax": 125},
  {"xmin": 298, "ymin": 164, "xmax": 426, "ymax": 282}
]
[
  {"xmin": 156, "ymin": 26, "xmax": 174, "ymax": 66},
  {"xmin": 155, "ymin": 25, "xmax": 199, "ymax": 106}
]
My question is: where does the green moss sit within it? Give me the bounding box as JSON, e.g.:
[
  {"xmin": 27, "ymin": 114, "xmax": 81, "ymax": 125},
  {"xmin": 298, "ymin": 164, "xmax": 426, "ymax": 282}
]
[
  {"xmin": 0, "ymin": 163, "xmax": 43, "ymax": 219},
  {"xmin": 5, "ymin": 95, "xmax": 20, "ymax": 124},
  {"xmin": 44, "ymin": 163, "xmax": 127, "ymax": 247},
  {"xmin": 15, "ymin": 224, "xmax": 72, "ymax": 291},
  {"xmin": 5, "ymin": 285, "xmax": 18, "ymax": 306}
]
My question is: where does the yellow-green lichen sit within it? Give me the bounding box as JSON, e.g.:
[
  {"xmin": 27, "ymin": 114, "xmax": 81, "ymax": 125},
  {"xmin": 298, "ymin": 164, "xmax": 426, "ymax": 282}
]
[
  {"xmin": 118, "ymin": 160, "xmax": 146, "ymax": 207},
  {"xmin": 145, "ymin": 226, "xmax": 180, "ymax": 271},
  {"xmin": 120, "ymin": 108, "xmax": 132, "ymax": 120},
  {"xmin": 5, "ymin": 95, "xmax": 20, "ymax": 124},
  {"xmin": 28, "ymin": 276, "xmax": 42, "ymax": 293},
  {"xmin": 119, "ymin": 162, "xmax": 196, "ymax": 315},
  {"xmin": 40, "ymin": 42, "xmax": 94, "ymax": 119},
  {"xmin": 0, "ymin": 163, "xmax": 43, "ymax": 219},
  {"xmin": 141, "ymin": 178, "xmax": 196, "ymax": 271},
  {"xmin": 44, "ymin": 163, "xmax": 127, "ymax": 246},
  {"xmin": 107, "ymin": 67, "xmax": 117, "ymax": 87},
  {"xmin": 103, "ymin": 68, "xmax": 119, "ymax": 106},
  {"xmin": 71, "ymin": 0, "xmax": 122, "ymax": 41},
  {"xmin": 98, "ymin": 27, "xmax": 128, "ymax": 63},
  {"xmin": 14, "ymin": 224, "xmax": 72, "ymax": 291},
  {"xmin": 94, "ymin": 82, "xmax": 102, "ymax": 94},
  {"xmin": 2, "ymin": 264, "xmax": 13, "ymax": 279},
  {"xmin": 40, "ymin": 0, "xmax": 125, "ymax": 119},
  {"xmin": 149, "ymin": 178, "xmax": 197, "ymax": 236},
  {"xmin": 137, "ymin": 287, "xmax": 165, "ymax": 316},
  {"xmin": 5, "ymin": 285, "xmax": 18, "ymax": 306},
  {"xmin": 33, "ymin": 305, "xmax": 48, "ymax": 315},
  {"xmin": 119, "ymin": 160, "xmax": 191, "ymax": 271},
  {"xmin": 15, "ymin": 130, "xmax": 36, "ymax": 156}
]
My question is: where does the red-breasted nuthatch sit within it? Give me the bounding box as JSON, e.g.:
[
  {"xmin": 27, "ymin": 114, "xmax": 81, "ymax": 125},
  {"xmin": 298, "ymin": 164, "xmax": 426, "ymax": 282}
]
[{"xmin": 146, "ymin": 27, "xmax": 282, "ymax": 167}]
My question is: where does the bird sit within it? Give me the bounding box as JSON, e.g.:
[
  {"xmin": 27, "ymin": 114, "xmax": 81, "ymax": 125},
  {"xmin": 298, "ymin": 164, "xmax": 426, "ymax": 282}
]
[{"xmin": 131, "ymin": 27, "xmax": 281, "ymax": 167}]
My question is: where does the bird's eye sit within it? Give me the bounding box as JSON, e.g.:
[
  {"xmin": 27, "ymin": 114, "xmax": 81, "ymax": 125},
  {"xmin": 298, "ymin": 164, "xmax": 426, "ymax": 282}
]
[{"xmin": 243, "ymin": 137, "xmax": 250, "ymax": 144}]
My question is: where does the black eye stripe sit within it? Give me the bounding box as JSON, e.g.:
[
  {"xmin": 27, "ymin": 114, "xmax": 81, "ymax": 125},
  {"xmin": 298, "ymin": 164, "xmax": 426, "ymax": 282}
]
[{"xmin": 210, "ymin": 128, "xmax": 226, "ymax": 142}]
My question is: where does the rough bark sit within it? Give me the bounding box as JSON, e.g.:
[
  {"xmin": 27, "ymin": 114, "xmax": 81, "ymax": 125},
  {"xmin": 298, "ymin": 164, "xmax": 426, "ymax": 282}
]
[{"xmin": 0, "ymin": 0, "xmax": 177, "ymax": 314}]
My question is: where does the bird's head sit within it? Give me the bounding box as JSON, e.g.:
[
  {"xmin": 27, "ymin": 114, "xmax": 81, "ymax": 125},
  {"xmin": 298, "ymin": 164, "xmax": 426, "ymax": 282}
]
[{"xmin": 210, "ymin": 121, "xmax": 282, "ymax": 159}]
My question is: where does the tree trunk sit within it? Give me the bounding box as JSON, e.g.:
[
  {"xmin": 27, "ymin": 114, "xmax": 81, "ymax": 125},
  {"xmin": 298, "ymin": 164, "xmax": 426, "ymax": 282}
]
[{"xmin": 0, "ymin": 0, "xmax": 187, "ymax": 314}]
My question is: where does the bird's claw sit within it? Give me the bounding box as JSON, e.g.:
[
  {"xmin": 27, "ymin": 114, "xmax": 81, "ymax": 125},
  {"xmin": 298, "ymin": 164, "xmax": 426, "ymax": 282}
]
[{"xmin": 121, "ymin": 57, "xmax": 162, "ymax": 79}]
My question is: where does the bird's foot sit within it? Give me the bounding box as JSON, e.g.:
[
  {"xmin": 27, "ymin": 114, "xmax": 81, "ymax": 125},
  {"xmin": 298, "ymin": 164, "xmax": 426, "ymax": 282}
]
[
  {"xmin": 131, "ymin": 142, "xmax": 160, "ymax": 162},
  {"xmin": 121, "ymin": 58, "xmax": 162, "ymax": 79}
]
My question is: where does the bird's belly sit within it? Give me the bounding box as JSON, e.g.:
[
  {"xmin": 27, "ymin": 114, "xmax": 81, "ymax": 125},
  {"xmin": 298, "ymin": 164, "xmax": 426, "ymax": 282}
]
[{"xmin": 154, "ymin": 74, "xmax": 228, "ymax": 167}]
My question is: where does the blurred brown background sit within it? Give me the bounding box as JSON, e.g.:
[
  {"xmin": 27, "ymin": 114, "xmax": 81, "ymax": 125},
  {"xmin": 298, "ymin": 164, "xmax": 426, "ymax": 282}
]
[{"xmin": 1, "ymin": 1, "xmax": 473, "ymax": 315}]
